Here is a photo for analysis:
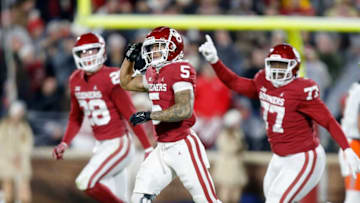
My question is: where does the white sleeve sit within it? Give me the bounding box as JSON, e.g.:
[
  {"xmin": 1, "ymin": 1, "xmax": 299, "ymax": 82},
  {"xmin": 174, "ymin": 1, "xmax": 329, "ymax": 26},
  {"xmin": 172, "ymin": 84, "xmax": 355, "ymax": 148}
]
[
  {"xmin": 172, "ymin": 81, "xmax": 193, "ymax": 93},
  {"xmin": 142, "ymin": 75, "xmax": 149, "ymax": 90}
]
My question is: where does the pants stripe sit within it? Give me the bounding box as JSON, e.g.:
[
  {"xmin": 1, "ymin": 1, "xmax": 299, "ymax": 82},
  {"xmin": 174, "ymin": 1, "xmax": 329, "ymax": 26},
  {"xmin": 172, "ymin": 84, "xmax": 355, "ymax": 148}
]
[
  {"xmin": 185, "ymin": 137, "xmax": 212, "ymax": 202},
  {"xmin": 96, "ymin": 136, "xmax": 131, "ymax": 186},
  {"xmin": 190, "ymin": 134, "xmax": 217, "ymax": 200},
  {"xmin": 87, "ymin": 136, "xmax": 126, "ymax": 189},
  {"xmin": 289, "ymin": 149, "xmax": 317, "ymax": 202},
  {"xmin": 280, "ymin": 151, "xmax": 309, "ymax": 203}
]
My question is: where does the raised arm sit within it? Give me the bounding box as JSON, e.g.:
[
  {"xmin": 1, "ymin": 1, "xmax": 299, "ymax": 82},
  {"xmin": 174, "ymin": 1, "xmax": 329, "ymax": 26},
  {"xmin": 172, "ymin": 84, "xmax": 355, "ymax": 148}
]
[
  {"xmin": 199, "ymin": 35, "xmax": 257, "ymax": 99},
  {"xmin": 120, "ymin": 43, "xmax": 147, "ymax": 92}
]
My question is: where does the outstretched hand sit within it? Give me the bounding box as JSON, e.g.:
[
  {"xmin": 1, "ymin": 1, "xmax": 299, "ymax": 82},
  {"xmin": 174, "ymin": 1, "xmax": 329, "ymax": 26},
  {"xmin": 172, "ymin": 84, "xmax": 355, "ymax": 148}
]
[{"xmin": 198, "ymin": 34, "xmax": 219, "ymax": 64}]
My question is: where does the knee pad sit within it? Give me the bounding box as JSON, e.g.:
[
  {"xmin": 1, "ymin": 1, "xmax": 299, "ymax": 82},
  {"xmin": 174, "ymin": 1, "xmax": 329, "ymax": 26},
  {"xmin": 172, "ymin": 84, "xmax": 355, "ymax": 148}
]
[{"xmin": 131, "ymin": 192, "xmax": 156, "ymax": 203}]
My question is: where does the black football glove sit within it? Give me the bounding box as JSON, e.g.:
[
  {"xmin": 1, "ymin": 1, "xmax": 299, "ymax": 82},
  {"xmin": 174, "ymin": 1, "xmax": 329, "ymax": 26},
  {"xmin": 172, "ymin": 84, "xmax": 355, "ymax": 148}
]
[
  {"xmin": 134, "ymin": 54, "xmax": 147, "ymax": 72},
  {"xmin": 130, "ymin": 111, "xmax": 151, "ymax": 126},
  {"xmin": 124, "ymin": 42, "xmax": 142, "ymax": 62}
]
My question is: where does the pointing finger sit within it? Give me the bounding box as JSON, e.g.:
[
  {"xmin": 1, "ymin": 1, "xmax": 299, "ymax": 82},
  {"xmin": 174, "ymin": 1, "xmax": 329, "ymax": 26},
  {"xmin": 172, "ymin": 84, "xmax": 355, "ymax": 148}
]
[{"xmin": 205, "ymin": 34, "xmax": 214, "ymax": 45}]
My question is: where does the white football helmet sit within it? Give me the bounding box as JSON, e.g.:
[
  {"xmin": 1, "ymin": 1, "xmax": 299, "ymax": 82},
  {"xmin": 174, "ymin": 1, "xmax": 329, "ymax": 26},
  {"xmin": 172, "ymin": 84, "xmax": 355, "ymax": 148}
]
[
  {"xmin": 72, "ymin": 32, "xmax": 106, "ymax": 73},
  {"xmin": 142, "ymin": 26, "xmax": 184, "ymax": 68},
  {"xmin": 265, "ymin": 44, "xmax": 301, "ymax": 87}
]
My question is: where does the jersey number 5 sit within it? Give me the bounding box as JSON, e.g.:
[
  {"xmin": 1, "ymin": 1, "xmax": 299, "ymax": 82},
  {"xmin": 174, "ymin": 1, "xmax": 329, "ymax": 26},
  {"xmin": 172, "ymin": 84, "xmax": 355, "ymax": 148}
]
[
  {"xmin": 261, "ymin": 101, "xmax": 285, "ymax": 133},
  {"xmin": 79, "ymin": 99, "xmax": 110, "ymax": 126}
]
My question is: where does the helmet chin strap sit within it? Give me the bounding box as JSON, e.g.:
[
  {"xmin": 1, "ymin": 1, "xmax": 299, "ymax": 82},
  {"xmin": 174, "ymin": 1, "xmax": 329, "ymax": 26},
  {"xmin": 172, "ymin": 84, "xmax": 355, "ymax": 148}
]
[{"xmin": 270, "ymin": 76, "xmax": 294, "ymax": 87}]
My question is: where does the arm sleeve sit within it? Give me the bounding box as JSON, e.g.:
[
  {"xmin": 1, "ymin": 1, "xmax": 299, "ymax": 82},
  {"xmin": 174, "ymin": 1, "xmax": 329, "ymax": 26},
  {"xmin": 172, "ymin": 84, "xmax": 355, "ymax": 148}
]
[
  {"xmin": 62, "ymin": 92, "xmax": 83, "ymax": 145},
  {"xmin": 298, "ymin": 98, "xmax": 349, "ymax": 149},
  {"xmin": 211, "ymin": 60, "xmax": 258, "ymax": 99},
  {"xmin": 111, "ymin": 86, "xmax": 152, "ymax": 149}
]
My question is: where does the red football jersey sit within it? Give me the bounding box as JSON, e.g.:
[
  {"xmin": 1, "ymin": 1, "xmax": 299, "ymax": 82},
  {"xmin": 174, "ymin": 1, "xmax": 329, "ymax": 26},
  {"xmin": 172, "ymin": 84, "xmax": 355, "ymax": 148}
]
[
  {"xmin": 62, "ymin": 66, "xmax": 151, "ymax": 149},
  {"xmin": 144, "ymin": 61, "xmax": 196, "ymax": 142},
  {"xmin": 211, "ymin": 61, "xmax": 349, "ymax": 156},
  {"xmin": 254, "ymin": 70, "xmax": 322, "ymax": 155}
]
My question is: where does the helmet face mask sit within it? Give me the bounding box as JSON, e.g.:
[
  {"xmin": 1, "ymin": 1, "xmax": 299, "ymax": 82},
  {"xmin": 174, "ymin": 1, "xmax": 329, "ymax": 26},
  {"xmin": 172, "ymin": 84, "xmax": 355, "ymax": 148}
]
[
  {"xmin": 142, "ymin": 38, "xmax": 170, "ymax": 68},
  {"xmin": 265, "ymin": 44, "xmax": 300, "ymax": 87},
  {"xmin": 72, "ymin": 33, "xmax": 106, "ymax": 73},
  {"xmin": 142, "ymin": 26, "xmax": 184, "ymax": 68}
]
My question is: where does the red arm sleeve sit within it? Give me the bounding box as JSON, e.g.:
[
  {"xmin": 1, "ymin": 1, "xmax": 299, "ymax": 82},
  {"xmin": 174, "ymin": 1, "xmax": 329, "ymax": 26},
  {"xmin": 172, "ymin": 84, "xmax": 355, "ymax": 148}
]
[
  {"xmin": 298, "ymin": 98, "xmax": 349, "ymax": 149},
  {"xmin": 211, "ymin": 60, "xmax": 258, "ymax": 99},
  {"xmin": 62, "ymin": 93, "xmax": 83, "ymax": 145},
  {"xmin": 111, "ymin": 86, "xmax": 152, "ymax": 149}
]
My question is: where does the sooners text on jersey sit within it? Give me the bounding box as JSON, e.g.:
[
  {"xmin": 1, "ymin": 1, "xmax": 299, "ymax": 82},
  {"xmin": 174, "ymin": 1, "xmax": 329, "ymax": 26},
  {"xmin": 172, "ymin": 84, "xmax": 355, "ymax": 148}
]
[{"xmin": 145, "ymin": 61, "xmax": 196, "ymax": 142}]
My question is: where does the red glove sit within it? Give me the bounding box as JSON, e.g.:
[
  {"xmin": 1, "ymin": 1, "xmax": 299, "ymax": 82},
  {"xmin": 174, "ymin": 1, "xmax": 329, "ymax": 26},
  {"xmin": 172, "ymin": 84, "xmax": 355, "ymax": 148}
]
[
  {"xmin": 144, "ymin": 147, "xmax": 153, "ymax": 160},
  {"xmin": 53, "ymin": 142, "xmax": 68, "ymax": 160}
]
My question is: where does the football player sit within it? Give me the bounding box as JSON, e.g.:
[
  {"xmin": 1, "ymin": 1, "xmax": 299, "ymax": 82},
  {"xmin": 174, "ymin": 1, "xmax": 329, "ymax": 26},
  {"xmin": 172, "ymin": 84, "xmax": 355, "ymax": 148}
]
[
  {"xmin": 199, "ymin": 35, "xmax": 360, "ymax": 203},
  {"xmin": 120, "ymin": 27, "xmax": 220, "ymax": 203},
  {"xmin": 52, "ymin": 32, "xmax": 153, "ymax": 203},
  {"xmin": 339, "ymin": 81, "xmax": 360, "ymax": 203}
]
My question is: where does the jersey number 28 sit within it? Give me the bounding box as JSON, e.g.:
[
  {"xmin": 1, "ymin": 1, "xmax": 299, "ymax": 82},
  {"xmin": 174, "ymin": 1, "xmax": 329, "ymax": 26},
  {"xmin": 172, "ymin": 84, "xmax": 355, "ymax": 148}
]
[{"xmin": 79, "ymin": 99, "xmax": 110, "ymax": 126}]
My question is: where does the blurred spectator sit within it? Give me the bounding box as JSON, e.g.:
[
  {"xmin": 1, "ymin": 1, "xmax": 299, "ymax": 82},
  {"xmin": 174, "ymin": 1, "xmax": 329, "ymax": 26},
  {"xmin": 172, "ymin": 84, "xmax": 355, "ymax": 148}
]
[
  {"xmin": 18, "ymin": 44, "xmax": 46, "ymax": 93},
  {"xmin": 97, "ymin": 0, "xmax": 124, "ymax": 14},
  {"xmin": 134, "ymin": 0, "xmax": 151, "ymax": 13},
  {"xmin": 30, "ymin": 77, "xmax": 65, "ymax": 111},
  {"xmin": 280, "ymin": 0, "xmax": 315, "ymax": 16},
  {"xmin": 325, "ymin": 0, "xmax": 358, "ymax": 17},
  {"xmin": 263, "ymin": 0, "xmax": 280, "ymax": 15},
  {"xmin": 213, "ymin": 109, "xmax": 248, "ymax": 203},
  {"xmin": 304, "ymin": 45, "xmax": 331, "ymax": 99},
  {"xmin": 215, "ymin": 30, "xmax": 244, "ymax": 75},
  {"xmin": 270, "ymin": 30, "xmax": 287, "ymax": 47},
  {"xmin": 0, "ymin": 101, "xmax": 33, "ymax": 203},
  {"xmin": 197, "ymin": 0, "xmax": 222, "ymax": 14},
  {"xmin": 315, "ymin": 32, "xmax": 343, "ymax": 83},
  {"xmin": 184, "ymin": 39, "xmax": 202, "ymax": 71},
  {"xmin": 35, "ymin": 0, "xmax": 76, "ymax": 23},
  {"xmin": 226, "ymin": 0, "xmax": 256, "ymax": 15},
  {"xmin": 193, "ymin": 63, "xmax": 231, "ymax": 148},
  {"xmin": 11, "ymin": 0, "xmax": 36, "ymax": 27},
  {"xmin": 105, "ymin": 33, "xmax": 126, "ymax": 67},
  {"xmin": 241, "ymin": 47, "xmax": 265, "ymax": 111},
  {"xmin": 47, "ymin": 24, "xmax": 76, "ymax": 87}
]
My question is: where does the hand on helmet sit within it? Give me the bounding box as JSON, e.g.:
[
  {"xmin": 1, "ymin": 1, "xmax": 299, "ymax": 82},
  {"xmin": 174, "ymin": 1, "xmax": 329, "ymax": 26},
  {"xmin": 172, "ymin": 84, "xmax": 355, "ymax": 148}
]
[
  {"xmin": 342, "ymin": 148, "xmax": 360, "ymax": 179},
  {"xmin": 125, "ymin": 43, "xmax": 142, "ymax": 62},
  {"xmin": 134, "ymin": 54, "xmax": 147, "ymax": 73},
  {"xmin": 53, "ymin": 142, "xmax": 68, "ymax": 160},
  {"xmin": 199, "ymin": 34, "xmax": 219, "ymax": 64}
]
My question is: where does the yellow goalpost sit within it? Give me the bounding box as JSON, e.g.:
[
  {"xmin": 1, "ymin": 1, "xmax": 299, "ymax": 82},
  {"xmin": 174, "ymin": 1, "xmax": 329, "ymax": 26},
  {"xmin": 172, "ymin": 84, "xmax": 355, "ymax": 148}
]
[{"xmin": 75, "ymin": 0, "xmax": 360, "ymax": 76}]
